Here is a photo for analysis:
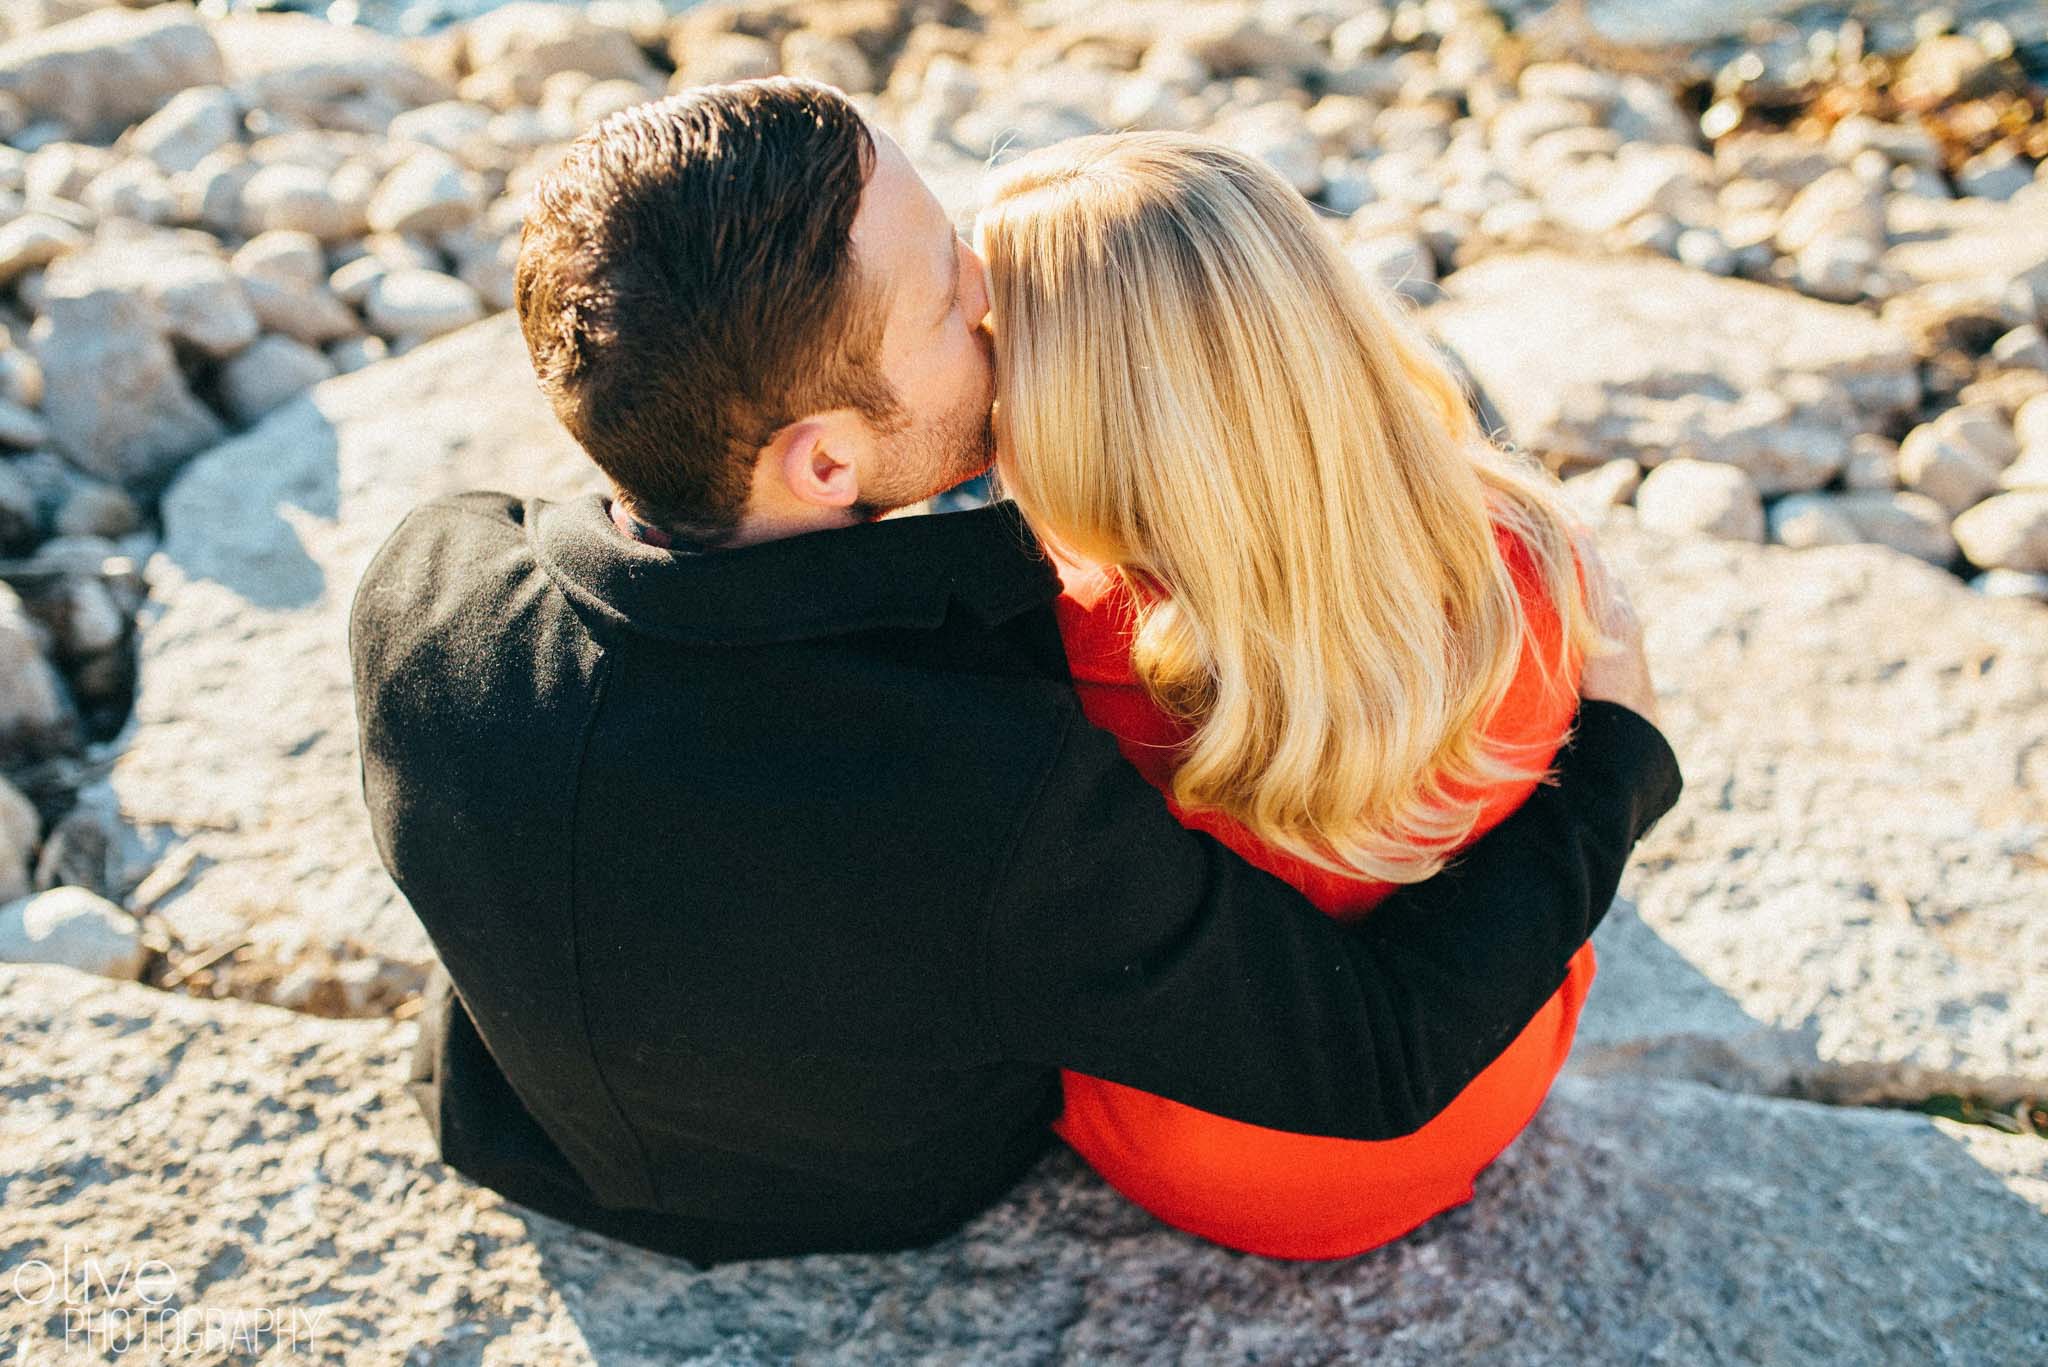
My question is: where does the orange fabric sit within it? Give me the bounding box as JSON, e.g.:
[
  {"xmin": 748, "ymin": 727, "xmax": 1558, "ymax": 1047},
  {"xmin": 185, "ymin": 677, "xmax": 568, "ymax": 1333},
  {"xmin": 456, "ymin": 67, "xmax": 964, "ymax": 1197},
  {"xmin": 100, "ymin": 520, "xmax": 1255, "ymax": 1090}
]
[{"xmin": 1049, "ymin": 523, "xmax": 1590, "ymax": 1259}]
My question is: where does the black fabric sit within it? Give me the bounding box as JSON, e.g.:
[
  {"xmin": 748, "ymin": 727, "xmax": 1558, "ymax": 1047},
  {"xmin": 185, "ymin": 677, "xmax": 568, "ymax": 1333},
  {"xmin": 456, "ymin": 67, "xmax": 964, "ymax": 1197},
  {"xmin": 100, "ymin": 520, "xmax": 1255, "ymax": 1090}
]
[{"xmin": 350, "ymin": 491, "xmax": 1683, "ymax": 1266}]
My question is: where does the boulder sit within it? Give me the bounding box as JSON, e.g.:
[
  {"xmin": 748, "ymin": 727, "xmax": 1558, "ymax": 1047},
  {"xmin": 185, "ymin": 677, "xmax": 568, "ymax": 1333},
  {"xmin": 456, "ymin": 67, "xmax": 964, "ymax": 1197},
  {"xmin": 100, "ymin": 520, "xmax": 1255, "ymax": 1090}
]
[
  {"xmin": 0, "ymin": 3, "xmax": 223, "ymax": 140},
  {"xmin": 1427, "ymin": 252, "xmax": 1918, "ymax": 493},
  {"xmin": 1571, "ymin": 524, "xmax": 2048, "ymax": 1110},
  {"xmin": 28, "ymin": 283, "xmax": 224, "ymax": 490},
  {"xmin": 101, "ymin": 314, "xmax": 598, "ymax": 1000},
  {"xmin": 2, "ymin": 962, "xmax": 2044, "ymax": 1361}
]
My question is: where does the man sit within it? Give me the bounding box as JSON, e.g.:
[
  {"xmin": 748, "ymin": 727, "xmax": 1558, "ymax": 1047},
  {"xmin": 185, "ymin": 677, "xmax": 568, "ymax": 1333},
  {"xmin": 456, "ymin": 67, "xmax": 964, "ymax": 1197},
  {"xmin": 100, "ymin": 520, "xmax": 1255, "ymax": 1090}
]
[{"xmin": 349, "ymin": 80, "xmax": 1681, "ymax": 1267}]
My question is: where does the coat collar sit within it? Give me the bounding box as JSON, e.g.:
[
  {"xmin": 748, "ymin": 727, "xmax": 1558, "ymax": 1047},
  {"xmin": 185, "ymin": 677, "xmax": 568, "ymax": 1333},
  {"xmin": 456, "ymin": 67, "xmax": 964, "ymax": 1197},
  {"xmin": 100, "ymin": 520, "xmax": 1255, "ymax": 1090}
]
[{"xmin": 531, "ymin": 493, "xmax": 1062, "ymax": 646}]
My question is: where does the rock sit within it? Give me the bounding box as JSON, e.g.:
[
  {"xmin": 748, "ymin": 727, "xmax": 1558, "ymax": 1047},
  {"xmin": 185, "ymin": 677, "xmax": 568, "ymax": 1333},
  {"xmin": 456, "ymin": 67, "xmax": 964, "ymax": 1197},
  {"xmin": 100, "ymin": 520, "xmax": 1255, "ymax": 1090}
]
[
  {"xmin": 176, "ymin": 147, "xmax": 256, "ymax": 235},
  {"xmin": 1971, "ymin": 568, "xmax": 2048, "ymax": 602},
  {"xmin": 1766, "ymin": 489, "xmax": 1957, "ymax": 565},
  {"xmin": 126, "ymin": 83, "xmax": 239, "ymax": 175},
  {"xmin": 0, "ymin": 772, "xmax": 37, "ymax": 902},
  {"xmin": 0, "ymin": 396, "xmax": 47, "ymax": 449},
  {"xmin": 1992, "ymin": 324, "xmax": 2048, "ymax": 372},
  {"xmin": 953, "ymin": 91, "xmax": 1103, "ymax": 164},
  {"xmin": 1825, "ymin": 114, "xmax": 1940, "ymax": 171},
  {"xmin": 1428, "ymin": 252, "xmax": 1918, "ymax": 493},
  {"xmin": 1573, "ymin": 525, "xmax": 2048, "ymax": 1109},
  {"xmin": 669, "ymin": 33, "xmax": 779, "ymax": 89},
  {"xmin": 0, "ymin": 347, "xmax": 43, "ymax": 408},
  {"xmin": 52, "ymin": 479, "xmax": 139, "ymax": 539},
  {"xmin": 0, "ymin": 211, "xmax": 84, "ymax": 285},
  {"xmin": 363, "ymin": 268, "xmax": 484, "ymax": 341},
  {"xmin": 1633, "ymin": 458, "xmax": 1764, "ymax": 542},
  {"xmin": 1345, "ymin": 232, "xmax": 1436, "ymax": 303},
  {"xmin": 210, "ymin": 14, "xmax": 452, "ymax": 133},
  {"xmin": 367, "ymin": 148, "xmax": 482, "ymax": 238},
  {"xmin": 1898, "ymin": 408, "xmax": 2015, "ymax": 516},
  {"xmin": 240, "ymin": 163, "xmax": 363, "ymax": 241},
  {"xmin": 1894, "ymin": 33, "xmax": 2013, "ymax": 111},
  {"xmin": 387, "ymin": 98, "xmax": 495, "ymax": 161},
  {"xmin": 4, "ymin": 961, "xmax": 2046, "ymax": 1361},
  {"xmin": 442, "ymin": 225, "xmax": 517, "ymax": 314},
  {"xmin": 0, "ymin": 888, "xmax": 142, "ymax": 978},
  {"xmin": 81, "ymin": 157, "xmax": 176, "ymax": 224},
  {"xmin": 101, "ymin": 315, "xmax": 598, "ymax": 984},
  {"xmin": 0, "ymin": 3, "xmax": 223, "ymax": 141},
  {"xmin": 1791, "ymin": 234, "xmax": 1879, "ymax": 303},
  {"xmin": 242, "ymin": 274, "xmax": 361, "ymax": 349},
  {"xmin": 1712, "ymin": 131, "xmax": 1834, "ymax": 189},
  {"xmin": 1764, "ymin": 490, "xmax": 1857, "ymax": 548},
  {"xmin": 219, "ymin": 334, "xmax": 336, "ymax": 427},
  {"xmin": 1953, "ymin": 491, "xmax": 2048, "ymax": 574},
  {"xmin": 1213, "ymin": 103, "xmax": 1321, "ymax": 197},
  {"xmin": 572, "ymin": 77, "xmax": 653, "ymax": 129},
  {"xmin": 0, "ymin": 461, "xmax": 35, "ymax": 549},
  {"xmin": 1957, "ymin": 145, "xmax": 2034, "ymax": 202},
  {"xmin": 29, "ymin": 283, "xmax": 224, "ymax": 490},
  {"xmin": 462, "ymin": 0, "xmax": 658, "ymax": 106},
  {"xmin": 327, "ymin": 334, "xmax": 387, "ymax": 374},
  {"xmin": 114, "ymin": 247, "xmax": 260, "ymax": 360},
  {"xmin": 230, "ymin": 228, "xmax": 325, "ymax": 289},
  {"xmin": 2018, "ymin": 393, "xmax": 2048, "ymax": 453},
  {"xmin": 1882, "ymin": 193, "xmax": 2048, "ymax": 295},
  {"xmin": 1540, "ymin": 148, "xmax": 1716, "ymax": 237},
  {"xmin": 0, "ymin": 579, "xmax": 70, "ymax": 761},
  {"xmin": 1560, "ymin": 456, "xmax": 1641, "ymax": 520},
  {"xmin": 1841, "ymin": 431, "xmax": 1900, "ymax": 490},
  {"xmin": 781, "ymin": 30, "xmax": 876, "ymax": 95},
  {"xmin": 1674, "ymin": 226, "xmax": 1734, "ymax": 275}
]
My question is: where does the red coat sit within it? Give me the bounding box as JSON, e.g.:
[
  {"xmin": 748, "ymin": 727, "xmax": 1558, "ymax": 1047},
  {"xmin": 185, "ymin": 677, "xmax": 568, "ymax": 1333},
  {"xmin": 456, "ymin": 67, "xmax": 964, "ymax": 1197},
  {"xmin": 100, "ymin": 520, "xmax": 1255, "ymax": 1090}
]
[{"xmin": 1050, "ymin": 523, "xmax": 1593, "ymax": 1259}]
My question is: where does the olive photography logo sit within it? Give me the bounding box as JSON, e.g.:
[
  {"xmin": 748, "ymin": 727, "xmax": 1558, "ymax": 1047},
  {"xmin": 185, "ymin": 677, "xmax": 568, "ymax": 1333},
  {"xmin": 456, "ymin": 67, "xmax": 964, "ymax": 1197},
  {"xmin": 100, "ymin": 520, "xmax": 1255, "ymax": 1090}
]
[{"xmin": 2, "ymin": 1243, "xmax": 327, "ymax": 1360}]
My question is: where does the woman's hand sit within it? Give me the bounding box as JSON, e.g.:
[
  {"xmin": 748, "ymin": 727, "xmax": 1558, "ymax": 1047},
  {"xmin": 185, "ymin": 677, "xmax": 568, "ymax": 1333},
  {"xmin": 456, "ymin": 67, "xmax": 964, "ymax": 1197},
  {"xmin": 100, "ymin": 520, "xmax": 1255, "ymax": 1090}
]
[{"xmin": 1571, "ymin": 523, "xmax": 1661, "ymax": 730}]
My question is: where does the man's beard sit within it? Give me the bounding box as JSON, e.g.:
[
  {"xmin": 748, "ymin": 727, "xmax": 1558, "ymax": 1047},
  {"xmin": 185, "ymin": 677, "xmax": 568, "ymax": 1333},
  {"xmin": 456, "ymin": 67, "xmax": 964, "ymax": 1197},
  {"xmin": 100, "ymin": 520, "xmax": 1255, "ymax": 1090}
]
[{"xmin": 850, "ymin": 393, "xmax": 996, "ymax": 523}]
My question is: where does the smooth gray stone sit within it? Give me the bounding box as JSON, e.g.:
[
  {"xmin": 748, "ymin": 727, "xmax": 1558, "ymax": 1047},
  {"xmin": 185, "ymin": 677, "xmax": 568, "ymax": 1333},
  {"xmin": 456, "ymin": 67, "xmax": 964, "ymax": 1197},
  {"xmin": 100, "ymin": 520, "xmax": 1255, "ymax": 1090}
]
[{"xmin": 3, "ymin": 962, "xmax": 2042, "ymax": 1365}]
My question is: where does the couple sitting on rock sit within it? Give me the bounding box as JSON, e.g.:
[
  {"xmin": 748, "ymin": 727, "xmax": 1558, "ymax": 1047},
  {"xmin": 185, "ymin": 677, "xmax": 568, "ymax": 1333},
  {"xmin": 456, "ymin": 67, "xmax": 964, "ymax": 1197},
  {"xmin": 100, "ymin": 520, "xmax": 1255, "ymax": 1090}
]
[{"xmin": 348, "ymin": 78, "xmax": 1681, "ymax": 1266}]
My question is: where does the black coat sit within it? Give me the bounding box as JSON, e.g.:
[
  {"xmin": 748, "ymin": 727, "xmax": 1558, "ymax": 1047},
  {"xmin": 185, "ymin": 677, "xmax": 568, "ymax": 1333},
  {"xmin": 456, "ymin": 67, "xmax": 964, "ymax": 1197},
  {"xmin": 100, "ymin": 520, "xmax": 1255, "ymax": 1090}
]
[{"xmin": 348, "ymin": 491, "xmax": 1681, "ymax": 1266}]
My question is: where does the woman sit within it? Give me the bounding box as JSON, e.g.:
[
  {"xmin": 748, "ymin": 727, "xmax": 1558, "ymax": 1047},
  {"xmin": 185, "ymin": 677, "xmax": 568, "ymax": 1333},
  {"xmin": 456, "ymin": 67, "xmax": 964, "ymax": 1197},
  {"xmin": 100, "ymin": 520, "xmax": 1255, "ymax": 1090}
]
[{"xmin": 973, "ymin": 131, "xmax": 1612, "ymax": 1260}]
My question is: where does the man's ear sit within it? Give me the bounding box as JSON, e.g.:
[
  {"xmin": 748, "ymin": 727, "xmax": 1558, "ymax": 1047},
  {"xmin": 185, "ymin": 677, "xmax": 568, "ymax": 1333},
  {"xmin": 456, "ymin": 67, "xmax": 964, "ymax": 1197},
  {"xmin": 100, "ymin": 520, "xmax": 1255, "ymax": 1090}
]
[{"xmin": 767, "ymin": 416, "xmax": 861, "ymax": 510}]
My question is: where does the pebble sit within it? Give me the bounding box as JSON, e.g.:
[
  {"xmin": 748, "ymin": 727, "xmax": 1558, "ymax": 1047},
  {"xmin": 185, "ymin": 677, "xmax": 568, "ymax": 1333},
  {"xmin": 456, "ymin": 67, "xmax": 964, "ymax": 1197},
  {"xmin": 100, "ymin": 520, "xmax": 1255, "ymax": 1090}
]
[{"xmin": 1953, "ymin": 490, "xmax": 2048, "ymax": 573}]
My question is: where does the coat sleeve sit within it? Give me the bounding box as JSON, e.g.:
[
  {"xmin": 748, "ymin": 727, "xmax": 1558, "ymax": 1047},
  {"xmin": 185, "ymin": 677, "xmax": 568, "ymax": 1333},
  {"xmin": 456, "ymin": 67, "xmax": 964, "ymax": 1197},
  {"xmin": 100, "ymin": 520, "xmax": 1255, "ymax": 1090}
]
[{"xmin": 977, "ymin": 698, "xmax": 1682, "ymax": 1140}]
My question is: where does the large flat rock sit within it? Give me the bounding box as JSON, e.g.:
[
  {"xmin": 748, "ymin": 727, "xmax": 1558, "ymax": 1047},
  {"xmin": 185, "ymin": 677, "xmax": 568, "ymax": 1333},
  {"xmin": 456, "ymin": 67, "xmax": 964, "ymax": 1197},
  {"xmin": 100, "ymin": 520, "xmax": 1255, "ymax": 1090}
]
[
  {"xmin": 1427, "ymin": 251, "xmax": 1920, "ymax": 493},
  {"xmin": 1567, "ymin": 524, "xmax": 2048, "ymax": 1108},
  {"xmin": 3, "ymin": 962, "xmax": 2042, "ymax": 1364},
  {"xmin": 103, "ymin": 313, "xmax": 599, "ymax": 999}
]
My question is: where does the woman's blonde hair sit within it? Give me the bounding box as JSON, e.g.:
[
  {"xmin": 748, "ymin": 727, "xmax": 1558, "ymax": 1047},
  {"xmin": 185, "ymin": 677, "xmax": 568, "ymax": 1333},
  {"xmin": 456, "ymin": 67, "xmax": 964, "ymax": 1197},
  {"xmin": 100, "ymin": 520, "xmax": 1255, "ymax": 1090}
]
[{"xmin": 976, "ymin": 131, "xmax": 1610, "ymax": 883}]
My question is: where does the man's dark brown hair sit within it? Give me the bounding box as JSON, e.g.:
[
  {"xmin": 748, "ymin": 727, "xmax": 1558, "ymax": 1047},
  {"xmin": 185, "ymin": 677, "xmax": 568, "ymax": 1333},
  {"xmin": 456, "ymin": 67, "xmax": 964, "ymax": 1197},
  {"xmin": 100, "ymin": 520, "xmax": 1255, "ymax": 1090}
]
[{"xmin": 516, "ymin": 79, "xmax": 902, "ymax": 541}]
